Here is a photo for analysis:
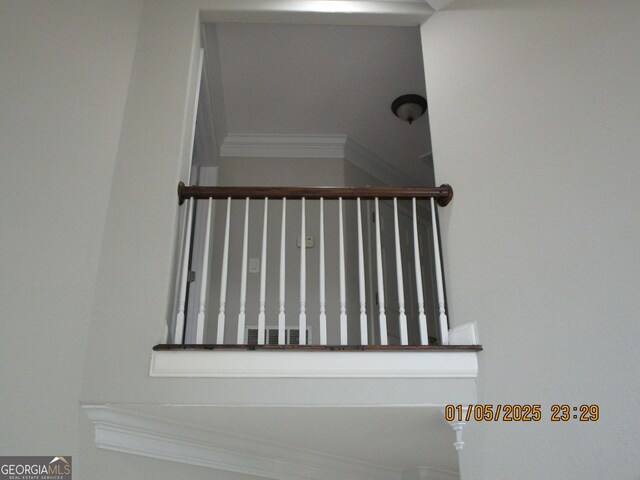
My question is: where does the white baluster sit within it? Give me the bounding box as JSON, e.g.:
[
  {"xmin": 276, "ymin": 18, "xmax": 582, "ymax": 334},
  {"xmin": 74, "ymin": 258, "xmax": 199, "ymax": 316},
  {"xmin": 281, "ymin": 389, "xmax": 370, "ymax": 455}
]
[
  {"xmin": 375, "ymin": 198, "xmax": 388, "ymax": 345},
  {"xmin": 412, "ymin": 198, "xmax": 429, "ymax": 345},
  {"xmin": 236, "ymin": 198, "xmax": 250, "ymax": 344},
  {"xmin": 319, "ymin": 198, "xmax": 327, "ymax": 345},
  {"xmin": 278, "ymin": 199, "xmax": 286, "ymax": 345},
  {"xmin": 357, "ymin": 198, "xmax": 368, "ymax": 345},
  {"xmin": 195, "ymin": 198, "xmax": 213, "ymax": 344},
  {"xmin": 338, "ymin": 197, "xmax": 348, "ymax": 345},
  {"xmin": 175, "ymin": 197, "xmax": 194, "ymax": 344},
  {"xmin": 258, "ymin": 198, "xmax": 269, "ymax": 345},
  {"xmin": 430, "ymin": 198, "xmax": 449, "ymax": 345},
  {"xmin": 216, "ymin": 198, "xmax": 231, "ymax": 344},
  {"xmin": 299, "ymin": 198, "xmax": 307, "ymax": 345},
  {"xmin": 393, "ymin": 198, "xmax": 408, "ymax": 346}
]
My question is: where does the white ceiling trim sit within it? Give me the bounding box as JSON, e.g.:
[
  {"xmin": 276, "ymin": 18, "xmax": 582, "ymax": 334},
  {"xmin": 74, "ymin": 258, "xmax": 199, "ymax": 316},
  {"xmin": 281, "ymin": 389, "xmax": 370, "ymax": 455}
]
[
  {"xmin": 402, "ymin": 467, "xmax": 460, "ymax": 480},
  {"xmin": 200, "ymin": 1, "xmax": 433, "ymax": 26},
  {"xmin": 220, "ymin": 133, "xmax": 347, "ymax": 159},
  {"xmin": 220, "ymin": 133, "xmax": 417, "ymax": 186},
  {"xmin": 344, "ymin": 136, "xmax": 414, "ymax": 186},
  {"xmin": 418, "ymin": 466, "xmax": 460, "ymax": 480},
  {"xmin": 423, "ymin": 1, "xmax": 456, "ymax": 12},
  {"xmin": 83, "ymin": 405, "xmax": 402, "ymax": 480}
]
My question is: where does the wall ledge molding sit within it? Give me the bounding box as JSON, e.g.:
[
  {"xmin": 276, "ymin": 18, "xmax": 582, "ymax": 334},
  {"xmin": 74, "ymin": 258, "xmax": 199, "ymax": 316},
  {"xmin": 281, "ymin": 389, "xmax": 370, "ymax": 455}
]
[
  {"xmin": 149, "ymin": 350, "xmax": 479, "ymax": 378},
  {"xmin": 83, "ymin": 405, "xmax": 419, "ymax": 480},
  {"xmin": 219, "ymin": 133, "xmax": 416, "ymax": 186},
  {"xmin": 402, "ymin": 466, "xmax": 460, "ymax": 480}
]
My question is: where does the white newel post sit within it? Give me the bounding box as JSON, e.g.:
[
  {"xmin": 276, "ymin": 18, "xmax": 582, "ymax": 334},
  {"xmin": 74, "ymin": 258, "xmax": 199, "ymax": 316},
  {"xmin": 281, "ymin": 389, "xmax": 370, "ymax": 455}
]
[
  {"xmin": 257, "ymin": 198, "xmax": 269, "ymax": 345},
  {"xmin": 430, "ymin": 198, "xmax": 449, "ymax": 345},
  {"xmin": 195, "ymin": 198, "xmax": 213, "ymax": 344},
  {"xmin": 216, "ymin": 198, "xmax": 231, "ymax": 344},
  {"xmin": 374, "ymin": 198, "xmax": 388, "ymax": 345},
  {"xmin": 338, "ymin": 198, "xmax": 348, "ymax": 345},
  {"xmin": 357, "ymin": 198, "xmax": 368, "ymax": 346},
  {"xmin": 278, "ymin": 199, "xmax": 287, "ymax": 345},
  {"xmin": 236, "ymin": 198, "xmax": 250, "ymax": 344},
  {"xmin": 393, "ymin": 198, "xmax": 408, "ymax": 345},
  {"xmin": 174, "ymin": 197, "xmax": 194, "ymax": 344},
  {"xmin": 319, "ymin": 198, "xmax": 327, "ymax": 345},
  {"xmin": 412, "ymin": 198, "xmax": 429, "ymax": 345},
  {"xmin": 299, "ymin": 198, "xmax": 307, "ymax": 345}
]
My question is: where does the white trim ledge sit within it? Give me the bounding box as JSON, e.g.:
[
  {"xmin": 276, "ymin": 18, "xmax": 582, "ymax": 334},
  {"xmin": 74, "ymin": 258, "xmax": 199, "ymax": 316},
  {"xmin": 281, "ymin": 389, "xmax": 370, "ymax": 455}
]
[
  {"xmin": 402, "ymin": 467, "xmax": 460, "ymax": 480},
  {"xmin": 83, "ymin": 405, "xmax": 402, "ymax": 480},
  {"xmin": 150, "ymin": 350, "xmax": 478, "ymax": 378},
  {"xmin": 83, "ymin": 405, "xmax": 460, "ymax": 480}
]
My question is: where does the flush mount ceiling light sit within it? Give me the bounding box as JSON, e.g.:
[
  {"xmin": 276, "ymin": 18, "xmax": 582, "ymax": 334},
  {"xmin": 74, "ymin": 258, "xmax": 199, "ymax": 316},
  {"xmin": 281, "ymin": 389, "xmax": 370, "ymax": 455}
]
[{"xmin": 391, "ymin": 94, "xmax": 428, "ymax": 124}]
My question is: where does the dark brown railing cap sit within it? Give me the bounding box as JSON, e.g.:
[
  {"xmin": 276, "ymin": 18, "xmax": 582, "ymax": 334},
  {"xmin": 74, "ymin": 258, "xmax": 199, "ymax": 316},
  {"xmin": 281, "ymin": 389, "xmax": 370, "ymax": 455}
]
[{"xmin": 178, "ymin": 183, "xmax": 453, "ymax": 207}]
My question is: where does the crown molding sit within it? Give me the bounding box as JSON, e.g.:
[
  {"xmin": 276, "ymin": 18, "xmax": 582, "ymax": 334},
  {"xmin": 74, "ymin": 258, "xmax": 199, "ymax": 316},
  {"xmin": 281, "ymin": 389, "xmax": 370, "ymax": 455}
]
[
  {"xmin": 220, "ymin": 133, "xmax": 347, "ymax": 159},
  {"xmin": 418, "ymin": 467, "xmax": 460, "ymax": 480},
  {"xmin": 220, "ymin": 133, "xmax": 416, "ymax": 186},
  {"xmin": 343, "ymin": 136, "xmax": 414, "ymax": 186},
  {"xmin": 402, "ymin": 467, "xmax": 459, "ymax": 480},
  {"xmin": 83, "ymin": 405, "xmax": 402, "ymax": 480},
  {"xmin": 424, "ymin": 0, "xmax": 456, "ymax": 11}
]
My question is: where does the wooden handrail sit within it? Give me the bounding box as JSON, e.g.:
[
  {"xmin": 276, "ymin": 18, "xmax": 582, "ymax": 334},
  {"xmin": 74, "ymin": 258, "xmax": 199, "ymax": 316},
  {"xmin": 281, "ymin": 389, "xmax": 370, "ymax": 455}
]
[
  {"xmin": 178, "ymin": 183, "xmax": 453, "ymax": 206},
  {"xmin": 153, "ymin": 344, "xmax": 482, "ymax": 351}
]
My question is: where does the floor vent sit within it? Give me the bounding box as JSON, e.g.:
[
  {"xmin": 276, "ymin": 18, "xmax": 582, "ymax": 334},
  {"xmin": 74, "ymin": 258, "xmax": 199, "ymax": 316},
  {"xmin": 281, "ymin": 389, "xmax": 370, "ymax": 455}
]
[{"xmin": 246, "ymin": 326, "xmax": 312, "ymax": 345}]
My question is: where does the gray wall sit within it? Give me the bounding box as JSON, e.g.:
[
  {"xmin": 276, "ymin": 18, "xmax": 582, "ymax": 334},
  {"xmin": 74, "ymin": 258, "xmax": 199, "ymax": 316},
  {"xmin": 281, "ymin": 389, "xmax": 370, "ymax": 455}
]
[
  {"xmin": 0, "ymin": 1, "xmax": 271, "ymax": 479},
  {"xmin": 421, "ymin": 1, "xmax": 640, "ymax": 478},
  {"xmin": 0, "ymin": 0, "xmax": 142, "ymax": 461},
  {"xmin": 7, "ymin": 1, "xmax": 633, "ymax": 478}
]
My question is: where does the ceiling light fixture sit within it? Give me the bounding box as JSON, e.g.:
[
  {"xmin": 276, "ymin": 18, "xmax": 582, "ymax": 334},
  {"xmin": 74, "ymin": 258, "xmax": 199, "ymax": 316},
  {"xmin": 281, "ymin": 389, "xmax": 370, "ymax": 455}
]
[{"xmin": 391, "ymin": 94, "xmax": 428, "ymax": 124}]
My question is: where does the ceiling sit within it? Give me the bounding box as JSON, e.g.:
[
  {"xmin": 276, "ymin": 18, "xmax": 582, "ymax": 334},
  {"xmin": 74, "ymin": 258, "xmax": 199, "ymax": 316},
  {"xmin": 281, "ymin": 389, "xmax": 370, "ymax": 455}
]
[{"xmin": 200, "ymin": 22, "xmax": 434, "ymax": 184}]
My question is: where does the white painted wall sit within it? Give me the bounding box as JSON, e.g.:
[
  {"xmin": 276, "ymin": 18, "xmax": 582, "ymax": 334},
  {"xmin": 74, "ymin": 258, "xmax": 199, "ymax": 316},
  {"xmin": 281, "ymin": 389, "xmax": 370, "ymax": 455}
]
[
  {"xmin": 421, "ymin": 1, "xmax": 640, "ymax": 478},
  {"xmin": 0, "ymin": 0, "xmax": 142, "ymax": 459},
  {"xmin": 79, "ymin": 0, "xmax": 203, "ymax": 398},
  {"xmin": 0, "ymin": 2, "xmax": 245, "ymax": 478}
]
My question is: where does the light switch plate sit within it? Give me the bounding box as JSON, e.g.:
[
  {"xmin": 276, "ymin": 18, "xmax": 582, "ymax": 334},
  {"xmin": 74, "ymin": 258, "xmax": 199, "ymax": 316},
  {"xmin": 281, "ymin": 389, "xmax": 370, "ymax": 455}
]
[
  {"xmin": 296, "ymin": 235, "xmax": 314, "ymax": 248},
  {"xmin": 249, "ymin": 258, "xmax": 260, "ymax": 273}
]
